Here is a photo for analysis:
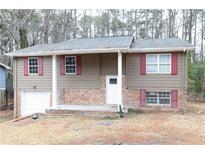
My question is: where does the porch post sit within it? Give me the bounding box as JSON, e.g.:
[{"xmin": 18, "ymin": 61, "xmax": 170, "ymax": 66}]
[
  {"xmin": 118, "ymin": 50, "xmax": 123, "ymax": 109},
  {"xmin": 52, "ymin": 55, "xmax": 57, "ymax": 108}
]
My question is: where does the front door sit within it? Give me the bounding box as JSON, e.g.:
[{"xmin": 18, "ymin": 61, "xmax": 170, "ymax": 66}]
[{"xmin": 106, "ymin": 76, "xmax": 119, "ymax": 105}]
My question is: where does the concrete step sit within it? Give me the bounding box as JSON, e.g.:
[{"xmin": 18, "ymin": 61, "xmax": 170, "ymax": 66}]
[{"xmin": 46, "ymin": 104, "xmax": 128, "ymax": 117}]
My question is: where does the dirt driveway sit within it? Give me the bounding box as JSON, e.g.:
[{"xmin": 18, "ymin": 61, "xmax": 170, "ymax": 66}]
[{"xmin": 1, "ymin": 102, "xmax": 205, "ymax": 144}]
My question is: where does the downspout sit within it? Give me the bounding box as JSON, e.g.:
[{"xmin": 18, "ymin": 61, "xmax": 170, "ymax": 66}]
[
  {"xmin": 184, "ymin": 49, "xmax": 188, "ymax": 112},
  {"xmin": 118, "ymin": 49, "xmax": 123, "ymax": 117},
  {"xmin": 15, "ymin": 57, "xmax": 18, "ymax": 118},
  {"xmin": 181, "ymin": 48, "xmax": 186, "ymax": 113}
]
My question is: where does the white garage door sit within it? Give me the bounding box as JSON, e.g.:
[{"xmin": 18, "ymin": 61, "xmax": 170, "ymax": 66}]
[{"xmin": 21, "ymin": 91, "xmax": 50, "ymax": 116}]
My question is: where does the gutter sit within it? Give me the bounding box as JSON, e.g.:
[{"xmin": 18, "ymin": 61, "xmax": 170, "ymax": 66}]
[
  {"xmin": 5, "ymin": 48, "xmax": 129, "ymax": 57},
  {"xmin": 128, "ymin": 47, "xmax": 195, "ymax": 53}
]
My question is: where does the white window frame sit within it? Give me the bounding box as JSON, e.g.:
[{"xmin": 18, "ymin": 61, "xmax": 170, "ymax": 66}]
[
  {"xmin": 28, "ymin": 57, "xmax": 38, "ymax": 75},
  {"xmin": 146, "ymin": 53, "xmax": 171, "ymax": 74},
  {"xmin": 146, "ymin": 91, "xmax": 171, "ymax": 107},
  {"xmin": 65, "ymin": 56, "xmax": 77, "ymax": 75}
]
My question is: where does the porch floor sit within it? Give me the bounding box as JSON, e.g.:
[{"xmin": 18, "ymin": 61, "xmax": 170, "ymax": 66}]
[
  {"xmin": 46, "ymin": 104, "xmax": 129, "ymax": 114},
  {"xmin": 56, "ymin": 104, "xmax": 119, "ymax": 112}
]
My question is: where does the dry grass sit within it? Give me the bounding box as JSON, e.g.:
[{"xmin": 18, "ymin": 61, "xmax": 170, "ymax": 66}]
[
  {"xmin": 1, "ymin": 102, "xmax": 205, "ymax": 144},
  {"xmin": 0, "ymin": 109, "xmax": 13, "ymax": 123}
]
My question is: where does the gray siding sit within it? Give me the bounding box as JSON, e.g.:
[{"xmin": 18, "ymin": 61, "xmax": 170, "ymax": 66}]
[
  {"xmin": 126, "ymin": 52, "xmax": 186, "ymax": 91},
  {"xmin": 57, "ymin": 54, "xmax": 101, "ymax": 89},
  {"xmin": 101, "ymin": 53, "xmax": 126, "ymax": 75},
  {"xmin": 57, "ymin": 53, "xmax": 125, "ymax": 89},
  {"xmin": 101, "ymin": 53, "xmax": 117, "ymax": 75},
  {"xmin": 14, "ymin": 52, "xmax": 185, "ymax": 91},
  {"xmin": 15, "ymin": 53, "xmax": 122, "ymax": 91},
  {"xmin": 16, "ymin": 56, "xmax": 52, "ymax": 90}
]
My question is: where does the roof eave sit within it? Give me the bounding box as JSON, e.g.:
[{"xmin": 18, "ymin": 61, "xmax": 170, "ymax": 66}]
[
  {"xmin": 128, "ymin": 46, "xmax": 195, "ymax": 53},
  {"xmin": 6, "ymin": 48, "xmax": 129, "ymax": 57}
]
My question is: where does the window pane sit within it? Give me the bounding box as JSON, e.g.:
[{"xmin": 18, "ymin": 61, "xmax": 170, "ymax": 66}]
[
  {"xmin": 147, "ymin": 64, "xmax": 158, "ymax": 73},
  {"xmin": 147, "ymin": 92, "xmax": 158, "ymax": 104},
  {"xmin": 159, "ymin": 55, "xmax": 170, "ymax": 64},
  {"xmin": 66, "ymin": 57, "xmax": 76, "ymax": 65},
  {"xmin": 147, "ymin": 55, "xmax": 157, "ymax": 64},
  {"xmin": 159, "ymin": 92, "xmax": 170, "ymax": 104},
  {"xmin": 159, "ymin": 64, "xmax": 170, "ymax": 73},
  {"xmin": 66, "ymin": 66, "xmax": 76, "ymax": 74},
  {"xmin": 159, "ymin": 99, "xmax": 170, "ymax": 104},
  {"xmin": 109, "ymin": 78, "xmax": 117, "ymax": 84},
  {"xmin": 29, "ymin": 58, "xmax": 38, "ymax": 74},
  {"xmin": 65, "ymin": 57, "xmax": 76, "ymax": 74}
]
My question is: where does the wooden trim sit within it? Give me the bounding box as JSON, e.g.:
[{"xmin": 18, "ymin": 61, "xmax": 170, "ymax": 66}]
[
  {"xmin": 76, "ymin": 55, "xmax": 81, "ymax": 75},
  {"xmin": 38, "ymin": 57, "xmax": 43, "ymax": 76},
  {"xmin": 99, "ymin": 53, "xmax": 102, "ymax": 75},
  {"xmin": 23, "ymin": 57, "xmax": 28, "ymax": 76},
  {"xmin": 140, "ymin": 53, "xmax": 146, "ymax": 75},
  {"xmin": 60, "ymin": 55, "xmax": 65, "ymax": 75},
  {"xmin": 171, "ymin": 53, "xmax": 178, "ymax": 75}
]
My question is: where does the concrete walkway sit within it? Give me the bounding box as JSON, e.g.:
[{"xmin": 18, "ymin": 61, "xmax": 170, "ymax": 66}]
[{"xmin": 55, "ymin": 104, "xmax": 119, "ymax": 112}]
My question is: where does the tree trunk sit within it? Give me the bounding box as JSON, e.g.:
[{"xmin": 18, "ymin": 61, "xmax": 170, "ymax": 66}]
[
  {"xmin": 201, "ymin": 11, "xmax": 204, "ymax": 62},
  {"xmin": 182, "ymin": 10, "xmax": 185, "ymax": 40},
  {"xmin": 19, "ymin": 28, "xmax": 28, "ymax": 49},
  {"xmin": 73, "ymin": 9, "xmax": 77, "ymax": 38},
  {"xmin": 89, "ymin": 9, "xmax": 92, "ymax": 38},
  {"xmin": 193, "ymin": 10, "xmax": 197, "ymax": 62},
  {"xmin": 145, "ymin": 9, "xmax": 149, "ymax": 39},
  {"xmin": 122, "ymin": 9, "xmax": 125, "ymax": 36},
  {"xmin": 188, "ymin": 9, "xmax": 193, "ymax": 43},
  {"xmin": 160, "ymin": 9, "xmax": 163, "ymax": 38},
  {"xmin": 135, "ymin": 10, "xmax": 138, "ymax": 39}
]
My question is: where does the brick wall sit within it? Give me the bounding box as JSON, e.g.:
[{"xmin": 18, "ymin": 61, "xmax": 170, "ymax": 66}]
[
  {"xmin": 62, "ymin": 76, "xmax": 106, "ymax": 105},
  {"xmin": 61, "ymin": 75, "xmax": 141, "ymax": 107},
  {"xmin": 14, "ymin": 76, "xmax": 183, "ymax": 118}
]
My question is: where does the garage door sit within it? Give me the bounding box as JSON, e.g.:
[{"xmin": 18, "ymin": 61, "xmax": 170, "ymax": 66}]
[{"xmin": 21, "ymin": 91, "xmax": 50, "ymax": 116}]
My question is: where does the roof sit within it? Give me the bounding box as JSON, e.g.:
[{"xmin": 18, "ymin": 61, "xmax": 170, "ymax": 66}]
[
  {"xmin": 129, "ymin": 38, "xmax": 194, "ymax": 52},
  {"xmin": 8, "ymin": 36, "xmax": 134, "ymax": 57},
  {"xmin": 6, "ymin": 36, "xmax": 194, "ymax": 57},
  {"xmin": 0, "ymin": 63, "xmax": 11, "ymax": 70}
]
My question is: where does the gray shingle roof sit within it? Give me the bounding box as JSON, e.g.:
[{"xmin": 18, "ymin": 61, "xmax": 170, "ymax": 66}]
[
  {"xmin": 7, "ymin": 36, "xmax": 195, "ymax": 57},
  {"xmin": 131, "ymin": 38, "xmax": 194, "ymax": 50},
  {"xmin": 14, "ymin": 36, "xmax": 134, "ymax": 54}
]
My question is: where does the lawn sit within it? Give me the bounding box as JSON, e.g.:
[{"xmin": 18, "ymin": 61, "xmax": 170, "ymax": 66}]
[
  {"xmin": 0, "ymin": 109, "xmax": 13, "ymax": 123},
  {"xmin": 1, "ymin": 102, "xmax": 205, "ymax": 144}
]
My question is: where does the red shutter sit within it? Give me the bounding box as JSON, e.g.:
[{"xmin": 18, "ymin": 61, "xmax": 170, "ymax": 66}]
[
  {"xmin": 171, "ymin": 53, "xmax": 178, "ymax": 75},
  {"xmin": 76, "ymin": 55, "xmax": 81, "ymax": 75},
  {"xmin": 171, "ymin": 90, "xmax": 178, "ymax": 108},
  {"xmin": 140, "ymin": 89, "xmax": 147, "ymax": 107},
  {"xmin": 24, "ymin": 57, "xmax": 28, "ymax": 76},
  {"xmin": 60, "ymin": 56, "xmax": 65, "ymax": 75},
  {"xmin": 140, "ymin": 53, "xmax": 146, "ymax": 75},
  {"xmin": 38, "ymin": 57, "xmax": 43, "ymax": 76}
]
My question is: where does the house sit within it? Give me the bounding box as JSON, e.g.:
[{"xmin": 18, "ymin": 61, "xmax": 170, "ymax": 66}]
[
  {"xmin": 6, "ymin": 36, "xmax": 194, "ymax": 117},
  {"xmin": 0, "ymin": 62, "xmax": 11, "ymax": 109}
]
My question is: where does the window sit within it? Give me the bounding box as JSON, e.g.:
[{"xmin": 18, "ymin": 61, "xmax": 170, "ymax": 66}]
[
  {"xmin": 65, "ymin": 56, "xmax": 76, "ymax": 74},
  {"xmin": 109, "ymin": 78, "xmax": 117, "ymax": 84},
  {"xmin": 147, "ymin": 92, "xmax": 171, "ymax": 106},
  {"xmin": 146, "ymin": 54, "xmax": 171, "ymax": 73},
  {"xmin": 28, "ymin": 57, "xmax": 38, "ymax": 74}
]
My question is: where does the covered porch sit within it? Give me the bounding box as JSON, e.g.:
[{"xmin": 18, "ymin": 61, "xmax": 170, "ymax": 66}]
[{"xmin": 50, "ymin": 51, "xmax": 125, "ymax": 113}]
